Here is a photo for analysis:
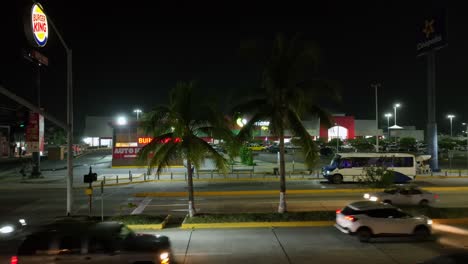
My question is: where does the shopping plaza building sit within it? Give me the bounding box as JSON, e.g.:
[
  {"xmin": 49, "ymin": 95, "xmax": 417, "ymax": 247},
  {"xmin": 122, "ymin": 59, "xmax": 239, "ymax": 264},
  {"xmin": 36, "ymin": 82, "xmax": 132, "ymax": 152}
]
[{"xmin": 83, "ymin": 115, "xmax": 423, "ymax": 167}]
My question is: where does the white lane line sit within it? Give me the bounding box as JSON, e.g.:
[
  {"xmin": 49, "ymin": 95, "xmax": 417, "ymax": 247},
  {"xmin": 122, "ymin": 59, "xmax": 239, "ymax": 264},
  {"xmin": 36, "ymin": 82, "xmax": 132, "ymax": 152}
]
[{"xmin": 131, "ymin": 197, "xmax": 152, "ymax": 215}]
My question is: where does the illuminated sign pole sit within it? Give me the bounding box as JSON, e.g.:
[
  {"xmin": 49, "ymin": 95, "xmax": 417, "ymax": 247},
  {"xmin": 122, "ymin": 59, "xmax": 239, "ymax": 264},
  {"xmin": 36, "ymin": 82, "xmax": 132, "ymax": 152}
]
[
  {"xmin": 24, "ymin": 2, "xmax": 74, "ymax": 215},
  {"xmin": 416, "ymin": 9, "xmax": 447, "ymax": 172}
]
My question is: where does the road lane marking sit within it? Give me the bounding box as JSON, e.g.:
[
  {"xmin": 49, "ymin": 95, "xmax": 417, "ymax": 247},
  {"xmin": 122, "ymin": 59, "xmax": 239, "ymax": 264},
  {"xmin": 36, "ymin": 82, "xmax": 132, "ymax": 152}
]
[{"xmin": 131, "ymin": 197, "xmax": 152, "ymax": 215}]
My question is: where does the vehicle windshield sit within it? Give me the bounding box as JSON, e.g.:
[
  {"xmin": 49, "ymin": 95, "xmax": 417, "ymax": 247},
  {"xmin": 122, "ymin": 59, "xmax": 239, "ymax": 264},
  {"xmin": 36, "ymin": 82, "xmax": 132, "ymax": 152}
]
[
  {"xmin": 384, "ymin": 188, "xmax": 398, "ymax": 194},
  {"xmin": 330, "ymin": 155, "xmax": 341, "ymax": 167}
]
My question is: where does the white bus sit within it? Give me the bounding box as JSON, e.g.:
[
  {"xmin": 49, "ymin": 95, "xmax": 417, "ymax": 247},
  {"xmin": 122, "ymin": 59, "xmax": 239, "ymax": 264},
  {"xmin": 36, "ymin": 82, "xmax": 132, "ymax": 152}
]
[{"xmin": 322, "ymin": 153, "xmax": 417, "ymax": 184}]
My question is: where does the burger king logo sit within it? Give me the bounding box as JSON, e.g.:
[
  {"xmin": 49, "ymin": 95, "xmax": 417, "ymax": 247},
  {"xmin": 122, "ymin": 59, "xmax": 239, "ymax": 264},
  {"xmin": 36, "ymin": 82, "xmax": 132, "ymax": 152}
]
[{"xmin": 31, "ymin": 3, "xmax": 48, "ymax": 47}]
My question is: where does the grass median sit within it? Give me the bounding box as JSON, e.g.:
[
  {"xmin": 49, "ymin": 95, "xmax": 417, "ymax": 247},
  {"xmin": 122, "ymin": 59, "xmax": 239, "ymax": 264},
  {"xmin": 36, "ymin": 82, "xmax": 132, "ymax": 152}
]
[
  {"xmin": 184, "ymin": 211, "xmax": 336, "ymax": 224},
  {"xmin": 184, "ymin": 207, "xmax": 468, "ymax": 224},
  {"xmin": 108, "ymin": 214, "xmax": 167, "ymax": 225}
]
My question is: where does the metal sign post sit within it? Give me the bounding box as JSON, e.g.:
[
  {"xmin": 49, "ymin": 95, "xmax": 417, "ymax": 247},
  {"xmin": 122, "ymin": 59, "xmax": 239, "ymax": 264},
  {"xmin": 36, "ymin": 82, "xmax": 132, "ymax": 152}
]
[{"xmin": 101, "ymin": 181, "xmax": 104, "ymax": 221}]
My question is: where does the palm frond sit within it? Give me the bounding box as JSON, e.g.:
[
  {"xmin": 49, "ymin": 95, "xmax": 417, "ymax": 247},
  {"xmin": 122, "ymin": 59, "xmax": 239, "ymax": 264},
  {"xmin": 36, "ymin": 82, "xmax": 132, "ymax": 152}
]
[{"xmin": 286, "ymin": 109, "xmax": 319, "ymax": 169}]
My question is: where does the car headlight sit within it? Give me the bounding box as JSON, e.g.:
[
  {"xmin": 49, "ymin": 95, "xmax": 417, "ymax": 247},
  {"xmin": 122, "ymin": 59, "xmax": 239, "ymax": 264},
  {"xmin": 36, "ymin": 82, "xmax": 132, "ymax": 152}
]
[
  {"xmin": 0, "ymin": 225, "xmax": 15, "ymax": 234},
  {"xmin": 159, "ymin": 251, "xmax": 170, "ymax": 264},
  {"xmin": 369, "ymin": 196, "xmax": 378, "ymax": 202},
  {"xmin": 363, "ymin": 193, "xmax": 370, "ymax": 199},
  {"xmin": 427, "ymin": 219, "xmax": 433, "ymax": 225}
]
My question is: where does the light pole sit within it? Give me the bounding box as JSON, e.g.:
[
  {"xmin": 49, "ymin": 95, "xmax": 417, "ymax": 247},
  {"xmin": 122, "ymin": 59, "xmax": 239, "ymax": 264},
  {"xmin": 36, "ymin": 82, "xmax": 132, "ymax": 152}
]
[
  {"xmin": 133, "ymin": 109, "xmax": 142, "ymax": 120},
  {"xmin": 463, "ymin": 122, "xmax": 468, "ymax": 170},
  {"xmin": 385, "ymin": 113, "xmax": 392, "ymax": 138},
  {"xmin": 447, "ymin": 115, "xmax": 455, "ymax": 137},
  {"xmin": 33, "ymin": 2, "xmax": 74, "ymax": 216},
  {"xmin": 393, "ymin": 103, "xmax": 401, "ymax": 127}
]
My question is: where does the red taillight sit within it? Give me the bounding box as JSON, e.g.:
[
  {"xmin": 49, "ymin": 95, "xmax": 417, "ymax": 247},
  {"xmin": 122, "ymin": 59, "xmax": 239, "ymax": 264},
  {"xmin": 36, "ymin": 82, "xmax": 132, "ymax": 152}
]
[
  {"xmin": 344, "ymin": 215, "xmax": 357, "ymax": 222},
  {"xmin": 336, "ymin": 209, "xmax": 341, "ymax": 214},
  {"xmin": 10, "ymin": 256, "xmax": 18, "ymax": 264},
  {"xmin": 434, "ymin": 194, "xmax": 439, "ymax": 199}
]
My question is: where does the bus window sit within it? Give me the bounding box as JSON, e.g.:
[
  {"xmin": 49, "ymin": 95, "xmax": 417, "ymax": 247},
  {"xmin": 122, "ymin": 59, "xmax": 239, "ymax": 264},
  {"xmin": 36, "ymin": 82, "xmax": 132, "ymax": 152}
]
[
  {"xmin": 339, "ymin": 159, "xmax": 352, "ymax": 168},
  {"xmin": 352, "ymin": 157, "xmax": 369, "ymax": 167},
  {"xmin": 393, "ymin": 157, "xmax": 414, "ymax": 167}
]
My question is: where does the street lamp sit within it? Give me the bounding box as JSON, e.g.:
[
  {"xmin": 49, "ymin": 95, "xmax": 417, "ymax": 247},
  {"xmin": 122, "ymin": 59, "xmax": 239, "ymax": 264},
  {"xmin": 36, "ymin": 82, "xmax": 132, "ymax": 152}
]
[
  {"xmin": 116, "ymin": 116, "xmax": 127, "ymax": 126},
  {"xmin": 384, "ymin": 113, "xmax": 392, "ymax": 138},
  {"xmin": 133, "ymin": 109, "xmax": 142, "ymax": 120},
  {"xmin": 393, "ymin": 103, "xmax": 400, "ymax": 126},
  {"xmin": 447, "ymin": 115, "xmax": 455, "ymax": 137},
  {"xmin": 463, "ymin": 122, "xmax": 468, "ymax": 170}
]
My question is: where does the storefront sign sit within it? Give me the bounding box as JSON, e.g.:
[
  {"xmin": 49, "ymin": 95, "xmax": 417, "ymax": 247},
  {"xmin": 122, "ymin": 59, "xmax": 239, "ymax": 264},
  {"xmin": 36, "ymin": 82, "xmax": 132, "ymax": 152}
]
[
  {"xmin": 138, "ymin": 137, "xmax": 153, "ymax": 145},
  {"xmin": 24, "ymin": 3, "xmax": 48, "ymax": 47},
  {"xmin": 416, "ymin": 9, "xmax": 447, "ymax": 56},
  {"xmin": 25, "ymin": 112, "xmax": 44, "ymax": 152},
  {"xmin": 113, "ymin": 147, "xmax": 141, "ymax": 159}
]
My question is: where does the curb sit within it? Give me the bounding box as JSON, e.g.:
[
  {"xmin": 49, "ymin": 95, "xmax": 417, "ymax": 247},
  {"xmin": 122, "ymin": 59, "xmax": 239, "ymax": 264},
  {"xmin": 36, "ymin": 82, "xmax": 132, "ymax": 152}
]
[
  {"xmin": 134, "ymin": 186, "xmax": 468, "ymax": 197},
  {"xmin": 127, "ymin": 215, "xmax": 171, "ymax": 230},
  {"xmin": 180, "ymin": 221, "xmax": 334, "ymax": 229},
  {"xmin": 180, "ymin": 218, "xmax": 468, "ymax": 229}
]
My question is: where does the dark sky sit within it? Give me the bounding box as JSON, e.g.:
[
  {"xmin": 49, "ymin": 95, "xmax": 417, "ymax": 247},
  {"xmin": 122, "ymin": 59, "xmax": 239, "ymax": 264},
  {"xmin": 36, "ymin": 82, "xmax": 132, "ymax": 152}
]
[{"xmin": 2, "ymin": 0, "xmax": 467, "ymax": 137}]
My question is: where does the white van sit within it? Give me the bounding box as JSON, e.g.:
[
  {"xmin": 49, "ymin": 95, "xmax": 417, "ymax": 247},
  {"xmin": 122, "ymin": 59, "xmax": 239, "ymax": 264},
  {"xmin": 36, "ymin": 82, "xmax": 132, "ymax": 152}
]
[{"xmin": 322, "ymin": 153, "xmax": 416, "ymax": 184}]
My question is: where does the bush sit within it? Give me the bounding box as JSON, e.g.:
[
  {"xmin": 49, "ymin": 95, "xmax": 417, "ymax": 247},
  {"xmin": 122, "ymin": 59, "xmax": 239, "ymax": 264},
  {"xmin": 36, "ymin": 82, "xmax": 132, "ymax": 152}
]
[
  {"xmin": 240, "ymin": 146, "xmax": 254, "ymax": 165},
  {"xmin": 359, "ymin": 166, "xmax": 395, "ymax": 188}
]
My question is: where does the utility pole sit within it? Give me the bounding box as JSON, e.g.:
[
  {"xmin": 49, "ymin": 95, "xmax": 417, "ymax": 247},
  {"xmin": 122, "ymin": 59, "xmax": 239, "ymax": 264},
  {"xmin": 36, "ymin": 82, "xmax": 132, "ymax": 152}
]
[{"xmin": 371, "ymin": 83, "xmax": 380, "ymax": 152}]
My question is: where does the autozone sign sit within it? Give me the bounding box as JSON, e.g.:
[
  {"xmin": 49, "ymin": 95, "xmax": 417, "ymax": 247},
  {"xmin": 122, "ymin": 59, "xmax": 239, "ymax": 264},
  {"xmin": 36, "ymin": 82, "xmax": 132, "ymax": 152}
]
[{"xmin": 113, "ymin": 147, "xmax": 141, "ymax": 159}]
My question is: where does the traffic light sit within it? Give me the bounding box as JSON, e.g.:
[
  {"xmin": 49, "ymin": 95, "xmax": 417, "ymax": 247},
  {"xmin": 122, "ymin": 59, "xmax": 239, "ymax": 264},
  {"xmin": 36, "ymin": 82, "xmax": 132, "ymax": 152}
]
[{"xmin": 83, "ymin": 167, "xmax": 97, "ymax": 183}]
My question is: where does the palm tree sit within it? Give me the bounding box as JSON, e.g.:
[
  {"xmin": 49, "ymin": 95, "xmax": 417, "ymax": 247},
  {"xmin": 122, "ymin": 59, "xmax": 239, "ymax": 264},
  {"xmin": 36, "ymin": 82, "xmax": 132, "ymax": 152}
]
[
  {"xmin": 138, "ymin": 81, "xmax": 236, "ymax": 217},
  {"xmin": 234, "ymin": 33, "xmax": 339, "ymax": 213}
]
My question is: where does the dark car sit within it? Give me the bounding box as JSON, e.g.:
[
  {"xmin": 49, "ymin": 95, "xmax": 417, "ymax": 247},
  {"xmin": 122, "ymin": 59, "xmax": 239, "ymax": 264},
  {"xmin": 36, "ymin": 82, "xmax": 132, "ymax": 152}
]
[{"xmin": 12, "ymin": 217, "xmax": 173, "ymax": 264}]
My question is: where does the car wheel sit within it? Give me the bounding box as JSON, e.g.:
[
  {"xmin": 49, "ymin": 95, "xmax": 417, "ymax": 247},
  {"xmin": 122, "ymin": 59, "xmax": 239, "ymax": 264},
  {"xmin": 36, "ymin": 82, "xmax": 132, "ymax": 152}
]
[
  {"xmin": 383, "ymin": 200, "xmax": 392, "ymax": 205},
  {"xmin": 332, "ymin": 174, "xmax": 343, "ymax": 184},
  {"xmin": 357, "ymin": 227, "xmax": 373, "ymax": 243},
  {"xmin": 419, "ymin": 199, "xmax": 429, "ymax": 207},
  {"xmin": 413, "ymin": 226, "xmax": 430, "ymax": 240}
]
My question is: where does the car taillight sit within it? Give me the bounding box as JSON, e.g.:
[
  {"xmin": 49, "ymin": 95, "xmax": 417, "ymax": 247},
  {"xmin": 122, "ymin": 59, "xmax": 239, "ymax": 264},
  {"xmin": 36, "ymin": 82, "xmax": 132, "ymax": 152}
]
[
  {"xmin": 336, "ymin": 209, "xmax": 341, "ymax": 214},
  {"xmin": 434, "ymin": 194, "xmax": 439, "ymax": 199},
  {"xmin": 344, "ymin": 215, "xmax": 358, "ymax": 222},
  {"xmin": 10, "ymin": 256, "xmax": 18, "ymax": 264}
]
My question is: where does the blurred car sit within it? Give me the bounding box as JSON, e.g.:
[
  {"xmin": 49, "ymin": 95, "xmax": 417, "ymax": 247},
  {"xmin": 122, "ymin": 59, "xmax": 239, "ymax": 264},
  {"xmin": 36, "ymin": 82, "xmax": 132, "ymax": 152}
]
[
  {"xmin": 363, "ymin": 184, "xmax": 439, "ymax": 206},
  {"xmin": 418, "ymin": 252, "xmax": 468, "ymax": 264},
  {"xmin": 335, "ymin": 201, "xmax": 432, "ymax": 242},
  {"xmin": 13, "ymin": 217, "xmax": 173, "ymax": 264},
  {"xmin": 0, "ymin": 218, "xmax": 27, "ymax": 241},
  {"xmin": 247, "ymin": 143, "xmax": 266, "ymax": 151}
]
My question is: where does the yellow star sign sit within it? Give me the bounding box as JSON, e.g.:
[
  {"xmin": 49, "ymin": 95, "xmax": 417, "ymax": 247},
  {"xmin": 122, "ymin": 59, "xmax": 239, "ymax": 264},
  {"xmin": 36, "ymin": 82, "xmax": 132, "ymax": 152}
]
[{"xmin": 422, "ymin": 19, "xmax": 435, "ymax": 38}]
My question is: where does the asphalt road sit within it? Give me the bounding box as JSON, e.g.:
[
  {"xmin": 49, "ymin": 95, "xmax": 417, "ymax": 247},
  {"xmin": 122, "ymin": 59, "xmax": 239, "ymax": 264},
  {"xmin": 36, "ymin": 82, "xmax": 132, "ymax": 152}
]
[
  {"xmin": 152, "ymin": 227, "xmax": 464, "ymax": 264},
  {"xmin": 0, "ymin": 226, "xmax": 461, "ymax": 264}
]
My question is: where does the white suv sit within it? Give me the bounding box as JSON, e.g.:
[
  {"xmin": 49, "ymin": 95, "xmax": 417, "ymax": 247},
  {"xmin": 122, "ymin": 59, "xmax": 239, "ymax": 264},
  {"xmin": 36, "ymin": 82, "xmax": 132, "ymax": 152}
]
[{"xmin": 335, "ymin": 201, "xmax": 432, "ymax": 242}]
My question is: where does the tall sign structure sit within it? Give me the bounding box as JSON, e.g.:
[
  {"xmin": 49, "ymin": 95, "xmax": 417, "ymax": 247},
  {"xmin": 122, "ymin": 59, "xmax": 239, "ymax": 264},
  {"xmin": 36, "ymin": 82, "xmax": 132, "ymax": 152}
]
[{"xmin": 416, "ymin": 9, "xmax": 447, "ymax": 172}]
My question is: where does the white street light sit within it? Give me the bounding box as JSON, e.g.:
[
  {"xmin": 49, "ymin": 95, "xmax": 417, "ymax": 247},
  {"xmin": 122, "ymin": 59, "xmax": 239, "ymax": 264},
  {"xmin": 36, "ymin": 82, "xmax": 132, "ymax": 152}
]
[
  {"xmin": 116, "ymin": 116, "xmax": 127, "ymax": 126},
  {"xmin": 389, "ymin": 103, "xmax": 402, "ymax": 130},
  {"xmin": 133, "ymin": 109, "xmax": 142, "ymax": 120},
  {"xmin": 463, "ymin": 122, "xmax": 468, "ymax": 170},
  {"xmin": 447, "ymin": 114, "xmax": 455, "ymax": 137},
  {"xmin": 384, "ymin": 113, "xmax": 392, "ymax": 138}
]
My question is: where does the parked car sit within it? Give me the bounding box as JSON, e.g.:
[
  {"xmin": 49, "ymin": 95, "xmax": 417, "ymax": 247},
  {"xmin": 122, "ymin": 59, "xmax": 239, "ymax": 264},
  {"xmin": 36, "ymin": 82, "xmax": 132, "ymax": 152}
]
[
  {"xmin": 13, "ymin": 217, "xmax": 173, "ymax": 264},
  {"xmin": 363, "ymin": 184, "xmax": 439, "ymax": 206},
  {"xmin": 247, "ymin": 143, "xmax": 266, "ymax": 151},
  {"xmin": 335, "ymin": 201, "xmax": 432, "ymax": 242}
]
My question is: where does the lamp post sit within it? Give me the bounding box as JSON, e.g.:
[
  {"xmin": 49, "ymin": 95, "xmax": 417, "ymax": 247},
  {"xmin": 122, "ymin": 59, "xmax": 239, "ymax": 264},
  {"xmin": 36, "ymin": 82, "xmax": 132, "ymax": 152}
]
[
  {"xmin": 463, "ymin": 123, "xmax": 468, "ymax": 171},
  {"xmin": 133, "ymin": 109, "xmax": 142, "ymax": 120},
  {"xmin": 385, "ymin": 113, "xmax": 392, "ymax": 138},
  {"xmin": 393, "ymin": 103, "xmax": 401, "ymax": 127},
  {"xmin": 447, "ymin": 115, "xmax": 455, "ymax": 137},
  {"xmin": 31, "ymin": 3, "xmax": 74, "ymax": 216}
]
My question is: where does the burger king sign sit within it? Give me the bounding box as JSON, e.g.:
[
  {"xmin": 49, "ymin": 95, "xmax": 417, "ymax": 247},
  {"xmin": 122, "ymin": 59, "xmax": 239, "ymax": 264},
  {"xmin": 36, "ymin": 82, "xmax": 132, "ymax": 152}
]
[{"xmin": 25, "ymin": 3, "xmax": 48, "ymax": 47}]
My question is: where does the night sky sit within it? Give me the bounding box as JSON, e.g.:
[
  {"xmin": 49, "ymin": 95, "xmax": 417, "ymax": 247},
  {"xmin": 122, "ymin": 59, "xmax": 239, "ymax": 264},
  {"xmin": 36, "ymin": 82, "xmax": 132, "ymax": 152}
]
[{"xmin": 2, "ymin": 0, "xmax": 467, "ymax": 137}]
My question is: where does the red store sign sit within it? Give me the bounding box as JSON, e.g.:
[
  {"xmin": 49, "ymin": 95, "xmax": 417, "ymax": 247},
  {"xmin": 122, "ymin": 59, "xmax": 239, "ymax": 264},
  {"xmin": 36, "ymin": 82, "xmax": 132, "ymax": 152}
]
[{"xmin": 113, "ymin": 147, "xmax": 141, "ymax": 159}]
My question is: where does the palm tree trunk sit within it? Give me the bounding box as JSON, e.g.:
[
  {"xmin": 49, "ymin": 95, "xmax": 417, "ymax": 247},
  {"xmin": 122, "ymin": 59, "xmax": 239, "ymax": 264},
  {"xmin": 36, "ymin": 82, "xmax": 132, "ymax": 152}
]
[
  {"xmin": 278, "ymin": 128, "xmax": 287, "ymax": 213},
  {"xmin": 187, "ymin": 160, "xmax": 196, "ymax": 217}
]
